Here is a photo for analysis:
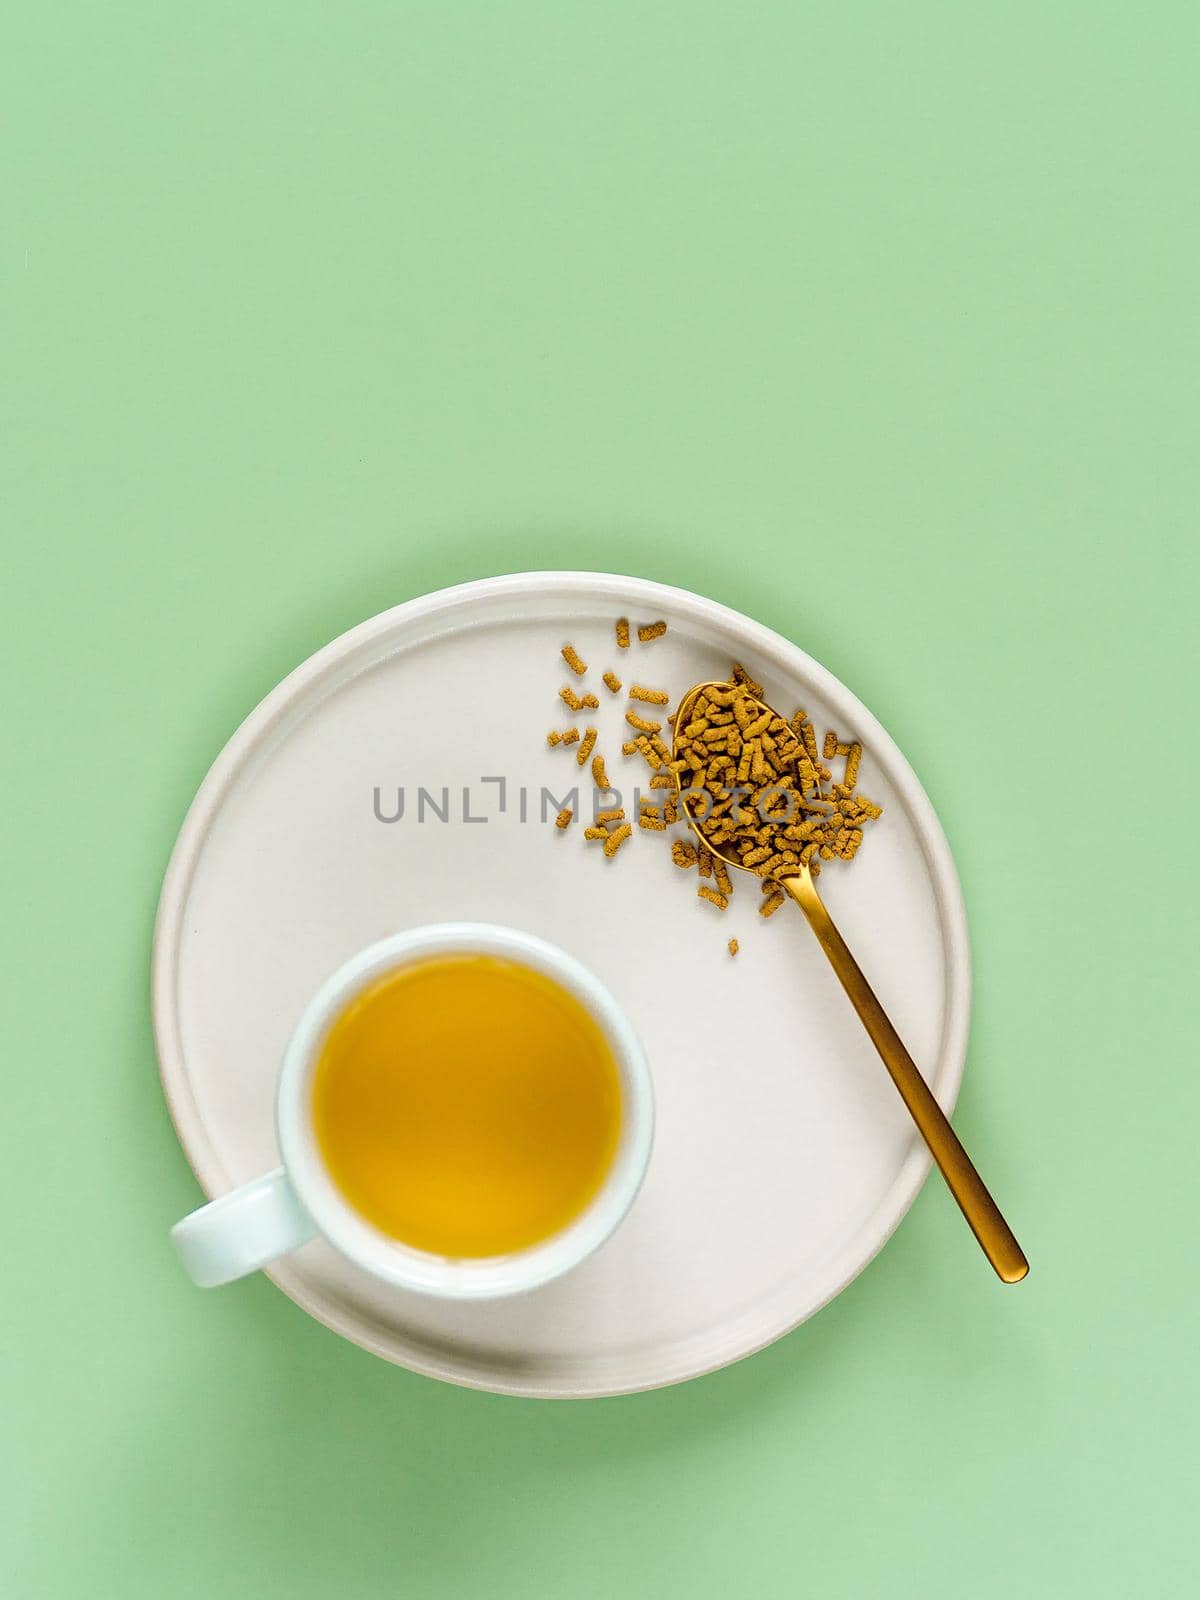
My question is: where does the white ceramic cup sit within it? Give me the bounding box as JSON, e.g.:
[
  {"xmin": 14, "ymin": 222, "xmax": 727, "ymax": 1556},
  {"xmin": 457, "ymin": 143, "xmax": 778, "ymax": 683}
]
[{"xmin": 171, "ymin": 923, "xmax": 654, "ymax": 1299}]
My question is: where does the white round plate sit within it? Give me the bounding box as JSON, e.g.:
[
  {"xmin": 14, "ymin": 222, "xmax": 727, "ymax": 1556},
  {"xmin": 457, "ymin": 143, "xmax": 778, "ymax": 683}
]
[{"xmin": 154, "ymin": 573, "xmax": 970, "ymax": 1398}]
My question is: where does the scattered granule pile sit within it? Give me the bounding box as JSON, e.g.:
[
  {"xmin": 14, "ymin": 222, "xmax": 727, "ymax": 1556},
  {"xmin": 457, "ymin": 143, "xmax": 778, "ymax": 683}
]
[{"xmin": 543, "ymin": 622, "xmax": 883, "ymax": 954}]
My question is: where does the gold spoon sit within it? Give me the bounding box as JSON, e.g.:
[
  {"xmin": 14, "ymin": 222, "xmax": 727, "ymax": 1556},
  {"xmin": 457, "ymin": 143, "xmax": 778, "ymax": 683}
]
[{"xmin": 673, "ymin": 683, "xmax": 1028, "ymax": 1283}]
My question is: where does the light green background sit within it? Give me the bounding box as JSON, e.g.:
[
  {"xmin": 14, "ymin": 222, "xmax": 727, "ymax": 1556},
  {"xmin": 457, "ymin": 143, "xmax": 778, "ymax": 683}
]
[{"xmin": 2, "ymin": 4, "xmax": 1196, "ymax": 1596}]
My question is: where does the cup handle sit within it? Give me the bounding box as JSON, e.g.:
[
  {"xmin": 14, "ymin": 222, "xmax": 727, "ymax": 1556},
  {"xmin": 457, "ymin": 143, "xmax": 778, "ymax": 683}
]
[{"xmin": 171, "ymin": 1168, "xmax": 317, "ymax": 1287}]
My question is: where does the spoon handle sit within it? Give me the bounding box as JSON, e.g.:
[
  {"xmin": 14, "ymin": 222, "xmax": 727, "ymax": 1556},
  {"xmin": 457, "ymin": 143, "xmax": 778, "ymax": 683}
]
[{"xmin": 781, "ymin": 867, "xmax": 1028, "ymax": 1283}]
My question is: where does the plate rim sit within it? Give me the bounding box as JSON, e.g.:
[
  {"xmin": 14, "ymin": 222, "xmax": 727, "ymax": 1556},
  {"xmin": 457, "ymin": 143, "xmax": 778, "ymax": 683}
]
[{"xmin": 152, "ymin": 570, "xmax": 971, "ymax": 1398}]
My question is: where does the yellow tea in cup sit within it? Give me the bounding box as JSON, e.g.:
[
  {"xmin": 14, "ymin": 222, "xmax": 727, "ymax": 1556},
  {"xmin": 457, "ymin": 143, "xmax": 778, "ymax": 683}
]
[{"xmin": 311, "ymin": 953, "xmax": 623, "ymax": 1258}]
